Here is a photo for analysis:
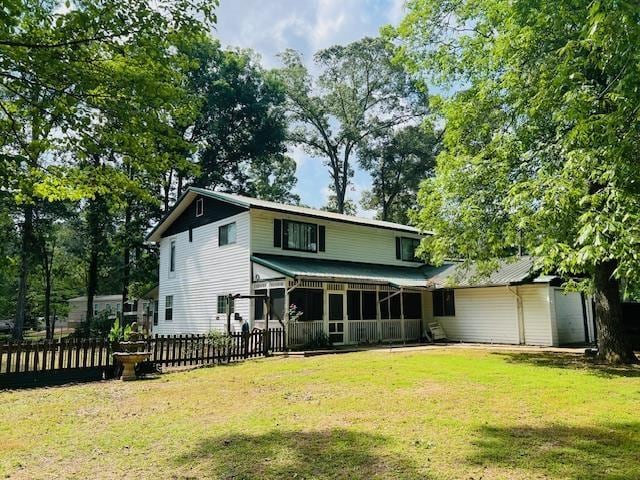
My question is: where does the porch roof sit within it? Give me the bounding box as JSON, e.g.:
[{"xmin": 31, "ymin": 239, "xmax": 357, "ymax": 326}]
[{"xmin": 251, "ymin": 254, "xmax": 433, "ymax": 289}]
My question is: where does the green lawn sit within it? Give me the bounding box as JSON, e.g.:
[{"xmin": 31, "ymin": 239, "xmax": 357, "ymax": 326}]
[{"xmin": 1, "ymin": 348, "xmax": 639, "ymax": 479}]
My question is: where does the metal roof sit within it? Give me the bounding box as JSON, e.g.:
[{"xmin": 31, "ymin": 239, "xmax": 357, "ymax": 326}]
[
  {"xmin": 425, "ymin": 256, "xmax": 543, "ymax": 288},
  {"xmin": 252, "ymin": 254, "xmax": 551, "ymax": 290},
  {"xmin": 251, "ymin": 254, "xmax": 432, "ymax": 289},
  {"xmin": 192, "ymin": 188, "xmax": 425, "ymax": 233},
  {"xmin": 146, "ymin": 187, "xmax": 428, "ymax": 242}
]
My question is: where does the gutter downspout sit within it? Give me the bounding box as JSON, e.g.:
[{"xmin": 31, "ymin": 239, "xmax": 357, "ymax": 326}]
[{"xmin": 507, "ymin": 285, "xmax": 526, "ymax": 345}]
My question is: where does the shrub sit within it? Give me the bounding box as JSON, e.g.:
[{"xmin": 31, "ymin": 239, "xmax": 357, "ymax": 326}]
[{"xmin": 302, "ymin": 331, "xmax": 332, "ymax": 350}]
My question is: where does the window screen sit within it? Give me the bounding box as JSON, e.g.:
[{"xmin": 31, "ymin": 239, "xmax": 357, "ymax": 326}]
[
  {"xmin": 347, "ymin": 290, "xmax": 361, "ymax": 320},
  {"xmin": 403, "ymin": 292, "xmax": 422, "ymax": 319},
  {"xmin": 283, "ymin": 220, "xmax": 317, "ymax": 252},
  {"xmin": 290, "ymin": 289, "xmax": 324, "ymax": 321},
  {"xmin": 362, "ymin": 291, "xmax": 377, "ymax": 320}
]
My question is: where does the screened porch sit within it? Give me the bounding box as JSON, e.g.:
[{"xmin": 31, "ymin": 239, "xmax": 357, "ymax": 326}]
[{"xmin": 252, "ymin": 279, "xmax": 425, "ymax": 347}]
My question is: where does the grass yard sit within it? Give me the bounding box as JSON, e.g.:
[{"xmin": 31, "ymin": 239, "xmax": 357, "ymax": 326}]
[{"xmin": 1, "ymin": 348, "xmax": 639, "ymax": 480}]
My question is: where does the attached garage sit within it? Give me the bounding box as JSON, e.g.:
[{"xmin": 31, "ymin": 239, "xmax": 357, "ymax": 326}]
[
  {"xmin": 435, "ymin": 287, "xmax": 519, "ymax": 344},
  {"xmin": 424, "ymin": 257, "xmax": 595, "ymax": 347}
]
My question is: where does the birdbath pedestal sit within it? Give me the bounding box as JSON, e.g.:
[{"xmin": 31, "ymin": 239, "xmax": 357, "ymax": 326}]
[{"xmin": 112, "ymin": 351, "xmax": 151, "ymax": 381}]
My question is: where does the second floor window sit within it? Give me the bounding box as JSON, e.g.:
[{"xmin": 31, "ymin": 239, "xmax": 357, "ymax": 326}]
[
  {"xmin": 283, "ymin": 220, "xmax": 317, "ymax": 252},
  {"xmin": 169, "ymin": 240, "xmax": 176, "ymax": 273},
  {"xmin": 219, "ymin": 222, "xmax": 237, "ymax": 246},
  {"xmin": 398, "ymin": 237, "xmax": 420, "ymax": 262}
]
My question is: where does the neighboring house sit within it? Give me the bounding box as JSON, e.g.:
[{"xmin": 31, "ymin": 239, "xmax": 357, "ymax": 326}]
[
  {"xmin": 146, "ymin": 187, "xmax": 595, "ymax": 347},
  {"xmin": 67, "ymin": 288, "xmax": 159, "ymax": 330}
]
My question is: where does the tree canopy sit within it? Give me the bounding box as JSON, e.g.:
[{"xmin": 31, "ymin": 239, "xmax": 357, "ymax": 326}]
[
  {"xmin": 392, "ymin": 0, "xmax": 640, "ymax": 363},
  {"xmin": 275, "ymin": 37, "xmax": 428, "ymax": 213}
]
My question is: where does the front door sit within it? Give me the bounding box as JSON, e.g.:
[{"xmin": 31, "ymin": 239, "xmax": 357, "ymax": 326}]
[{"xmin": 328, "ymin": 292, "xmax": 346, "ymax": 344}]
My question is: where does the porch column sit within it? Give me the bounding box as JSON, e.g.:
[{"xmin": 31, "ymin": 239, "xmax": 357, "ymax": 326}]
[
  {"xmin": 400, "ymin": 288, "xmax": 406, "ymax": 343},
  {"xmin": 375, "ymin": 285, "xmax": 382, "ymax": 341},
  {"xmin": 323, "ymin": 284, "xmax": 329, "ymax": 338}
]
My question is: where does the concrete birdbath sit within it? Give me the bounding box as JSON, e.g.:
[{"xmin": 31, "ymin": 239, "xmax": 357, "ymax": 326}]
[
  {"xmin": 113, "ymin": 351, "xmax": 152, "ymax": 381},
  {"xmin": 112, "ymin": 322, "xmax": 151, "ymax": 381}
]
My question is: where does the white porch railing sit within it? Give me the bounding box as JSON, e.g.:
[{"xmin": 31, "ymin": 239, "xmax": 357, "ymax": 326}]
[
  {"xmin": 288, "ymin": 318, "xmax": 423, "ymax": 346},
  {"xmin": 404, "ymin": 318, "xmax": 421, "ymax": 341},
  {"xmin": 288, "ymin": 321, "xmax": 324, "ymax": 346},
  {"xmin": 349, "ymin": 320, "xmax": 378, "ymax": 344}
]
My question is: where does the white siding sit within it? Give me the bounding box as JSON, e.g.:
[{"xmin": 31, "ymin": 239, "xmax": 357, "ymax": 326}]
[
  {"xmin": 252, "ymin": 263, "xmax": 285, "ymax": 282},
  {"xmin": 554, "ymin": 289, "xmax": 587, "ymax": 344},
  {"xmin": 155, "ymin": 212, "xmax": 251, "ymax": 335},
  {"xmin": 250, "ymin": 210, "xmax": 422, "ymax": 266},
  {"xmin": 435, "ymin": 287, "xmax": 520, "ymax": 344},
  {"xmin": 519, "ymin": 285, "xmax": 554, "ymax": 346}
]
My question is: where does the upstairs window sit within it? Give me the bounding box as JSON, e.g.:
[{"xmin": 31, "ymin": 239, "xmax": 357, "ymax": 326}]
[
  {"xmin": 219, "ymin": 222, "xmax": 237, "ymax": 246},
  {"xmin": 283, "ymin": 220, "xmax": 317, "ymax": 252},
  {"xmin": 195, "ymin": 197, "xmax": 204, "ymax": 217},
  {"xmin": 433, "ymin": 289, "xmax": 455, "ymax": 317},
  {"xmin": 169, "ymin": 240, "xmax": 176, "ymax": 273},
  {"xmin": 396, "ymin": 237, "xmax": 420, "ymax": 262}
]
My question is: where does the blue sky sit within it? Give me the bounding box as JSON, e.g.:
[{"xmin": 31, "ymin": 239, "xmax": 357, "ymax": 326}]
[{"xmin": 213, "ymin": 0, "xmax": 406, "ymax": 215}]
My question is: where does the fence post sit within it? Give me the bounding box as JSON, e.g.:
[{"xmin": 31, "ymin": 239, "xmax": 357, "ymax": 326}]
[{"xmin": 264, "ymin": 329, "xmax": 270, "ymax": 357}]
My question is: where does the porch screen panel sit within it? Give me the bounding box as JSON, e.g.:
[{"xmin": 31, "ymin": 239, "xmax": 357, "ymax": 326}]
[
  {"xmin": 403, "ymin": 292, "xmax": 422, "ymax": 319},
  {"xmin": 254, "ymin": 289, "xmax": 267, "ymax": 320},
  {"xmin": 329, "ymin": 294, "xmax": 343, "ymax": 321},
  {"xmin": 270, "ymin": 289, "xmax": 285, "ymax": 323},
  {"xmin": 347, "ymin": 290, "xmax": 361, "ymax": 320},
  {"xmin": 390, "ymin": 294, "xmax": 401, "ymax": 318},
  {"xmin": 290, "ymin": 288, "xmax": 323, "ymax": 321},
  {"xmin": 378, "ymin": 292, "xmax": 390, "ymax": 320},
  {"xmin": 362, "ymin": 291, "xmax": 377, "ymax": 320}
]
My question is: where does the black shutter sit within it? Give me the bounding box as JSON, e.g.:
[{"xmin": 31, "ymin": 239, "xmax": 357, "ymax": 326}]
[
  {"xmin": 319, "ymin": 225, "xmax": 325, "ymax": 252},
  {"xmin": 273, "ymin": 219, "xmax": 282, "ymax": 247},
  {"xmin": 395, "ymin": 237, "xmax": 401, "ymax": 259}
]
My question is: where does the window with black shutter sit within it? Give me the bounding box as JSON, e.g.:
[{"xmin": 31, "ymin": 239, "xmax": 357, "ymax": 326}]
[
  {"xmin": 319, "ymin": 225, "xmax": 326, "ymax": 252},
  {"xmin": 283, "ymin": 220, "xmax": 318, "ymax": 252}
]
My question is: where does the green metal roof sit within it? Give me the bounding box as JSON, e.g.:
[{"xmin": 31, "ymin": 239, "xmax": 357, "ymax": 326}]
[
  {"xmin": 251, "ymin": 254, "xmax": 433, "ymax": 288},
  {"xmin": 251, "ymin": 254, "xmax": 552, "ymax": 289}
]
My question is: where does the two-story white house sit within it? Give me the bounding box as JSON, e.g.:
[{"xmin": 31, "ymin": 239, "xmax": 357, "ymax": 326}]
[{"xmin": 146, "ymin": 187, "xmax": 595, "ymax": 347}]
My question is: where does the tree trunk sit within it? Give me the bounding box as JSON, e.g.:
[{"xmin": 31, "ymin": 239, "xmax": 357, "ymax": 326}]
[
  {"xmin": 85, "ymin": 197, "xmax": 102, "ymax": 325},
  {"xmin": 13, "ymin": 204, "xmax": 33, "ymax": 340},
  {"xmin": 44, "ymin": 275, "xmax": 52, "ymax": 340},
  {"xmin": 593, "ymin": 260, "xmax": 637, "ymax": 364},
  {"xmin": 121, "ymin": 202, "xmax": 132, "ymax": 324}
]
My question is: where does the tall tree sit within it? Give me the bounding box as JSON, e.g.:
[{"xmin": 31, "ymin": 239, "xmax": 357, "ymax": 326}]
[
  {"xmin": 393, "ymin": 0, "xmax": 640, "ymax": 363},
  {"xmin": 359, "ymin": 124, "xmax": 438, "ymax": 223},
  {"xmin": 192, "ymin": 46, "xmax": 288, "ymax": 192},
  {"xmin": 1, "ymin": 0, "xmax": 216, "ymax": 335},
  {"xmin": 275, "ymin": 37, "xmax": 427, "ymax": 214}
]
